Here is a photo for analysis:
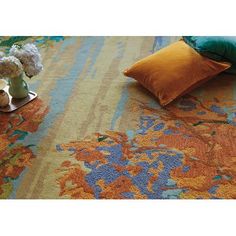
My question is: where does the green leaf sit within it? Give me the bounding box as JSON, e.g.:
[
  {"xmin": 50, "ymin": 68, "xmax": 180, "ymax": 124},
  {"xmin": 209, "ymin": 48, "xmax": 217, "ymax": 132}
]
[
  {"xmin": 98, "ymin": 136, "xmax": 108, "ymax": 142},
  {"xmin": 193, "ymin": 121, "xmax": 203, "ymax": 126}
]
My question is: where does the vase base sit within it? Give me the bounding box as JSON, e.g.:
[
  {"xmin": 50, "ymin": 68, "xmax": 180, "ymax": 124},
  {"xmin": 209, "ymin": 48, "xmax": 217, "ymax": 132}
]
[{"xmin": 0, "ymin": 86, "xmax": 37, "ymax": 113}]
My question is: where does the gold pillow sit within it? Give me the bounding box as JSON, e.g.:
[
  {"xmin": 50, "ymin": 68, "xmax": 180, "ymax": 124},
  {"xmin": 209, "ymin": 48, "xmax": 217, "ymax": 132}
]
[{"xmin": 123, "ymin": 40, "xmax": 231, "ymax": 106}]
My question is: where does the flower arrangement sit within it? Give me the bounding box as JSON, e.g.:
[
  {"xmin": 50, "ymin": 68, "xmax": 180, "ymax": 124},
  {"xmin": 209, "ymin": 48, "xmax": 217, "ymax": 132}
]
[
  {"xmin": 0, "ymin": 43, "xmax": 43, "ymax": 100},
  {"xmin": 0, "ymin": 43, "xmax": 43, "ymax": 79}
]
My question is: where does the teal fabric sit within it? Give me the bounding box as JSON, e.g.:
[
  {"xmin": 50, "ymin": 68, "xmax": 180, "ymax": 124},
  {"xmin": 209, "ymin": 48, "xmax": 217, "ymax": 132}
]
[
  {"xmin": 183, "ymin": 36, "xmax": 236, "ymax": 74},
  {"xmin": 183, "ymin": 36, "xmax": 236, "ymax": 64}
]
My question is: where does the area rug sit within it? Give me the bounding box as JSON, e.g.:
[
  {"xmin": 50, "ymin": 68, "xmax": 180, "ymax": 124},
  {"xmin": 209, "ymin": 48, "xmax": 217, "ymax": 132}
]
[{"xmin": 0, "ymin": 36, "xmax": 235, "ymax": 199}]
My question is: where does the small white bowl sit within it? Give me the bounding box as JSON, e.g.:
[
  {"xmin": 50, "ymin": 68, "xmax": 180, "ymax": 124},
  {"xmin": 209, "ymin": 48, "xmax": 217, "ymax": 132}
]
[{"xmin": 0, "ymin": 90, "xmax": 9, "ymax": 107}]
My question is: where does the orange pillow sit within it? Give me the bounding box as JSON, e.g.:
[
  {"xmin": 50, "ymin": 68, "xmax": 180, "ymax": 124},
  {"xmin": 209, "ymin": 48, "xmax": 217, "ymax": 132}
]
[{"xmin": 123, "ymin": 40, "xmax": 231, "ymax": 106}]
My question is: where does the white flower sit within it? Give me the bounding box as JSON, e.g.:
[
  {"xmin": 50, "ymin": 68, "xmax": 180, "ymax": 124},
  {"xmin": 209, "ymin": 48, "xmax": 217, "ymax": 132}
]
[
  {"xmin": 0, "ymin": 56, "xmax": 23, "ymax": 79},
  {"xmin": 10, "ymin": 43, "xmax": 43, "ymax": 78}
]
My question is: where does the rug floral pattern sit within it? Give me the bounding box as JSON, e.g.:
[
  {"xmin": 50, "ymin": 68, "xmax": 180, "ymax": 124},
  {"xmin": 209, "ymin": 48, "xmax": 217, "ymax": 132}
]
[
  {"xmin": 56, "ymin": 94, "xmax": 236, "ymax": 199},
  {"xmin": 0, "ymin": 99, "xmax": 48, "ymax": 198}
]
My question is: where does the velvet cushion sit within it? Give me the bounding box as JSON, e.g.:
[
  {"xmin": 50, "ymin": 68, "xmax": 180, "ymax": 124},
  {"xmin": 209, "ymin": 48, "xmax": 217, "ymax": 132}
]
[
  {"xmin": 123, "ymin": 40, "xmax": 231, "ymax": 106},
  {"xmin": 183, "ymin": 36, "xmax": 236, "ymax": 64}
]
